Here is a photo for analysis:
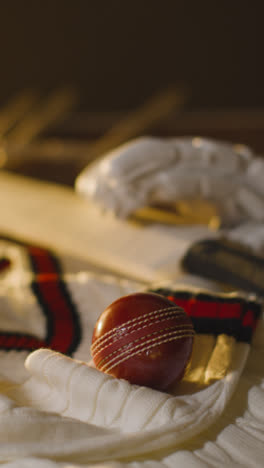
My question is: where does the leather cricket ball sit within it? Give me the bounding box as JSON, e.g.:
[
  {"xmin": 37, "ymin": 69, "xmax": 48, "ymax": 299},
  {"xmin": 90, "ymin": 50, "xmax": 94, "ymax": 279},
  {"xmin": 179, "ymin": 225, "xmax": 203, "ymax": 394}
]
[{"xmin": 91, "ymin": 292, "xmax": 194, "ymax": 391}]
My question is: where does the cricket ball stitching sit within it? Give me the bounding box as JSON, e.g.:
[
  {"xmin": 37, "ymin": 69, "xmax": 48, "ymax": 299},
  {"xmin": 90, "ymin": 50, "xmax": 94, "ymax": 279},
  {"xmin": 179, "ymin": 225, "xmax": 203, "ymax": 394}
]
[
  {"xmin": 91, "ymin": 311, "xmax": 188, "ymax": 358},
  {"xmin": 94, "ymin": 322, "xmax": 194, "ymax": 364},
  {"xmin": 99, "ymin": 326, "xmax": 195, "ymax": 371},
  {"xmin": 91, "ymin": 305, "xmax": 184, "ymax": 353},
  {"xmin": 102, "ymin": 331, "xmax": 195, "ymax": 373}
]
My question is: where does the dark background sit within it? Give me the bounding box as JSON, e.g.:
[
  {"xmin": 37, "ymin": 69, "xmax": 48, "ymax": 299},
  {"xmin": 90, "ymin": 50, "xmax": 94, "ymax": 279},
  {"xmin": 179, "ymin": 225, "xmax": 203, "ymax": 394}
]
[{"xmin": 0, "ymin": 1, "xmax": 263, "ymax": 111}]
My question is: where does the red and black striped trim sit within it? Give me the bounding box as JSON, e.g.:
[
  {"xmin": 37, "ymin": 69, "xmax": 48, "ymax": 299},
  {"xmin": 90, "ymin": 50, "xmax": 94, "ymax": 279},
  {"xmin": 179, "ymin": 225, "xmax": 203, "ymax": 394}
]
[
  {"xmin": 31, "ymin": 274, "xmax": 81, "ymax": 355},
  {"xmin": 0, "ymin": 234, "xmax": 81, "ymax": 356},
  {"xmin": 150, "ymin": 288, "xmax": 261, "ymax": 343},
  {"xmin": 0, "ymin": 332, "xmax": 45, "ymax": 350}
]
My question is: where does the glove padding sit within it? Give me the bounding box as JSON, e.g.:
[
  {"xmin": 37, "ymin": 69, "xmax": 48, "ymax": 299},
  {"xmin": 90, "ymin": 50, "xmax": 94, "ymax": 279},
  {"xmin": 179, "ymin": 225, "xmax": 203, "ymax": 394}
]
[{"xmin": 76, "ymin": 136, "xmax": 263, "ymax": 224}]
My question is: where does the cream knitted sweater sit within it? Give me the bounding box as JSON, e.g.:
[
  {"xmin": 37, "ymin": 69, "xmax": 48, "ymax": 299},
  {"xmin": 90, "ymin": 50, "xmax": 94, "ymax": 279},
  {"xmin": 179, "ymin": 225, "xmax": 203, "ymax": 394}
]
[{"xmin": 0, "ymin": 172, "xmax": 263, "ymax": 467}]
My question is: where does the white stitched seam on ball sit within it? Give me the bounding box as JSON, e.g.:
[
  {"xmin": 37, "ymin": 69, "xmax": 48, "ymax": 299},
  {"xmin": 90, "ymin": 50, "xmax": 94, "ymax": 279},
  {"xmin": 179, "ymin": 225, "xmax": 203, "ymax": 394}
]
[
  {"xmin": 92, "ymin": 311, "xmax": 188, "ymax": 357},
  {"xmin": 91, "ymin": 306, "xmax": 183, "ymax": 351},
  {"xmin": 99, "ymin": 326, "xmax": 194, "ymax": 370},
  {"xmin": 99, "ymin": 328, "xmax": 195, "ymax": 372},
  {"xmin": 93, "ymin": 323, "xmax": 194, "ymax": 363},
  {"xmin": 91, "ymin": 306, "xmax": 184, "ymax": 352},
  {"xmin": 101, "ymin": 332, "xmax": 194, "ymax": 373}
]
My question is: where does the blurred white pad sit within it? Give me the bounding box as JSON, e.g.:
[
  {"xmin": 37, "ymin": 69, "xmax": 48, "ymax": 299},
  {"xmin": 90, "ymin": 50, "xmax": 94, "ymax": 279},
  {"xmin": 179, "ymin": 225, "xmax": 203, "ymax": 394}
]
[{"xmin": 76, "ymin": 136, "xmax": 253, "ymax": 220}]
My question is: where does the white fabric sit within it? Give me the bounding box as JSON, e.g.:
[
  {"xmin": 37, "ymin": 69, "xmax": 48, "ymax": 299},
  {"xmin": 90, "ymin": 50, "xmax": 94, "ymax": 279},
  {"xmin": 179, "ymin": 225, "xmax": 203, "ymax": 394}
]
[
  {"xmin": 1, "ymin": 340, "xmax": 249, "ymax": 462},
  {"xmin": 0, "ymin": 272, "xmax": 263, "ymax": 467},
  {"xmin": 0, "ymin": 266, "xmax": 262, "ymax": 467},
  {"xmin": 226, "ymin": 221, "xmax": 264, "ymax": 256},
  {"xmin": 75, "ymin": 136, "xmax": 260, "ymax": 223},
  {"xmin": 0, "ymin": 171, "xmax": 263, "ymax": 466}
]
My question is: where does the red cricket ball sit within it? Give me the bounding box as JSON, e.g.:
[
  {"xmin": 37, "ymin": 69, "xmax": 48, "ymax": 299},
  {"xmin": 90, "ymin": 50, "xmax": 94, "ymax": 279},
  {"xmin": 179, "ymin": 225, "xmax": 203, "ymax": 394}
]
[{"xmin": 91, "ymin": 292, "xmax": 194, "ymax": 391}]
